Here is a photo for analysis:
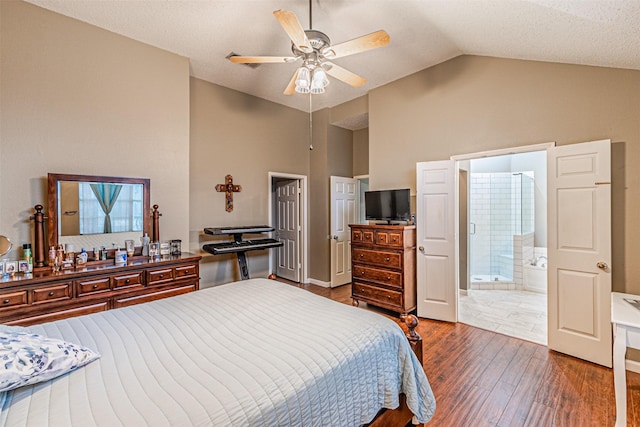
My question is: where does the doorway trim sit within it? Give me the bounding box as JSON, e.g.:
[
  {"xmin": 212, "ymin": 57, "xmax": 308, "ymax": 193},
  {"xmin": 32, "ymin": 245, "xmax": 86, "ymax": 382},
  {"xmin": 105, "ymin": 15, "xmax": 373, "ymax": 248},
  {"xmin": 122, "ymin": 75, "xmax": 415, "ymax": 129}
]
[
  {"xmin": 451, "ymin": 142, "xmax": 553, "ymax": 335},
  {"xmin": 450, "ymin": 142, "xmax": 556, "ymax": 161},
  {"xmin": 268, "ymin": 171, "xmax": 308, "ymax": 283}
]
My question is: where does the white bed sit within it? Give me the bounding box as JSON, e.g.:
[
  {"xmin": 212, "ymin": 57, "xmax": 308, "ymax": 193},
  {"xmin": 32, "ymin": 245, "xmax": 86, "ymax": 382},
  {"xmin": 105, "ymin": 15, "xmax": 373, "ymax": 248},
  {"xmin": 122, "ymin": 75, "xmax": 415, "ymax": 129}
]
[{"xmin": 0, "ymin": 278, "xmax": 435, "ymax": 426}]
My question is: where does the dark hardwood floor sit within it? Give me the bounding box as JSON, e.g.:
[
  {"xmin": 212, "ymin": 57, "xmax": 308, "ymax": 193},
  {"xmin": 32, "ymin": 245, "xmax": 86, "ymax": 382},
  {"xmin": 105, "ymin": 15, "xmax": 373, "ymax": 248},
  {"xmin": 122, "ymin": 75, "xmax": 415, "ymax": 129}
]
[{"xmin": 284, "ymin": 279, "xmax": 640, "ymax": 427}]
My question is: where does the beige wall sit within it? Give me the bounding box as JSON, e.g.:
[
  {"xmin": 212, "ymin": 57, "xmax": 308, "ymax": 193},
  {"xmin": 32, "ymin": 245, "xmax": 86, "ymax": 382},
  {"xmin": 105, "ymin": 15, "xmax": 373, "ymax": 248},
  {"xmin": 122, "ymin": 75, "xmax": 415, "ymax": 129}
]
[
  {"xmin": 309, "ymin": 109, "xmax": 330, "ymax": 281},
  {"xmin": 369, "ymin": 55, "xmax": 640, "ymax": 294},
  {"xmin": 189, "ymin": 77, "xmax": 310, "ymax": 286},
  {"xmin": 0, "ymin": 1, "xmax": 190, "ymax": 259},
  {"xmin": 328, "ymin": 126, "xmax": 353, "ymax": 178},
  {"xmin": 353, "ymin": 128, "xmax": 369, "ymax": 176}
]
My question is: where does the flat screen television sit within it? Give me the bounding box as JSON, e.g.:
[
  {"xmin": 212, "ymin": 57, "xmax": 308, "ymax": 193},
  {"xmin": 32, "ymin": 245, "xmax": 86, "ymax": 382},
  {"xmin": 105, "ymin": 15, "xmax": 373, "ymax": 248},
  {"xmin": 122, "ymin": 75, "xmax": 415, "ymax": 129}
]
[{"xmin": 364, "ymin": 188, "xmax": 411, "ymax": 224}]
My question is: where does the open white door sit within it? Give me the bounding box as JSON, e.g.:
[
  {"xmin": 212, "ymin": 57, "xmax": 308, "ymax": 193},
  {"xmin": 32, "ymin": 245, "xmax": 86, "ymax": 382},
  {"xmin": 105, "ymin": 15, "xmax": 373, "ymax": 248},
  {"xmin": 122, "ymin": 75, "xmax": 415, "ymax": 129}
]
[
  {"xmin": 416, "ymin": 160, "xmax": 457, "ymax": 321},
  {"xmin": 548, "ymin": 139, "xmax": 612, "ymax": 367},
  {"xmin": 275, "ymin": 179, "xmax": 300, "ymax": 282},
  {"xmin": 330, "ymin": 176, "xmax": 357, "ymax": 287}
]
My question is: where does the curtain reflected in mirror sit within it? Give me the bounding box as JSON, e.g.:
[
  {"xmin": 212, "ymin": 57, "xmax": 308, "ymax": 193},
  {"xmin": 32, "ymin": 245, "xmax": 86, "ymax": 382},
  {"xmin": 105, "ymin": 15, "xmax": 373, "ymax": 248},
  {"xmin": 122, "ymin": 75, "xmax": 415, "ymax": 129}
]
[{"xmin": 59, "ymin": 181, "xmax": 144, "ymax": 237}]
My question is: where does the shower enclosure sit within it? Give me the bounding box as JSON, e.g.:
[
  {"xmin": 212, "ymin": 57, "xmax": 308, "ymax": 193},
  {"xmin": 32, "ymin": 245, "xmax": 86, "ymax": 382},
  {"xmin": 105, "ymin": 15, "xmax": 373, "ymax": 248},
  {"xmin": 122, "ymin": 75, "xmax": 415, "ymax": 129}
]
[{"xmin": 469, "ymin": 172, "xmax": 534, "ymax": 286}]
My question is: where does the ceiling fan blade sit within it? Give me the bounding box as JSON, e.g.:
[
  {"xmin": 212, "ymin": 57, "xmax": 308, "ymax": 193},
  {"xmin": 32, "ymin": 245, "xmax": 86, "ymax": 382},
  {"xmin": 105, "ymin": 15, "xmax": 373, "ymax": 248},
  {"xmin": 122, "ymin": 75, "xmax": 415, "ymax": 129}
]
[
  {"xmin": 229, "ymin": 55, "xmax": 297, "ymax": 64},
  {"xmin": 273, "ymin": 10, "xmax": 312, "ymax": 53},
  {"xmin": 283, "ymin": 69, "xmax": 299, "ymax": 95},
  {"xmin": 324, "ymin": 62, "xmax": 367, "ymax": 87},
  {"xmin": 324, "ymin": 30, "xmax": 390, "ymax": 59}
]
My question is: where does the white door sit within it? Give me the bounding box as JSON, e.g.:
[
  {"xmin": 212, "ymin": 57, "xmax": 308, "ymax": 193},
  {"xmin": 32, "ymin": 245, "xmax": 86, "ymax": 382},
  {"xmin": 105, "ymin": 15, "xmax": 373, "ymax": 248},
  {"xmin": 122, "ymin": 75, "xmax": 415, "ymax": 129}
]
[
  {"xmin": 548, "ymin": 139, "xmax": 611, "ymax": 367},
  {"xmin": 330, "ymin": 176, "xmax": 357, "ymax": 287},
  {"xmin": 416, "ymin": 160, "xmax": 457, "ymax": 321},
  {"xmin": 276, "ymin": 179, "xmax": 300, "ymax": 282}
]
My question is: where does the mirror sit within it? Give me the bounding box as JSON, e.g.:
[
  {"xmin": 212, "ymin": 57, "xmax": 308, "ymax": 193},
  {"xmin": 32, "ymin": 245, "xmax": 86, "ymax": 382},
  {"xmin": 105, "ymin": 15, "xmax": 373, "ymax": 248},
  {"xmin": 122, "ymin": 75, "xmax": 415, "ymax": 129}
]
[
  {"xmin": 48, "ymin": 173, "xmax": 150, "ymax": 250},
  {"xmin": 0, "ymin": 235, "xmax": 12, "ymax": 257}
]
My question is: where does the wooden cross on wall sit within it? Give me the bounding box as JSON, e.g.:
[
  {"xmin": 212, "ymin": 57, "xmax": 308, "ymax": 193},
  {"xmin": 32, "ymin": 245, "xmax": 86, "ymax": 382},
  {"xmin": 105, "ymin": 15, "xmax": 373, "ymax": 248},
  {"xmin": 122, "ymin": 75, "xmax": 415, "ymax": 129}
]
[{"xmin": 215, "ymin": 174, "xmax": 242, "ymax": 212}]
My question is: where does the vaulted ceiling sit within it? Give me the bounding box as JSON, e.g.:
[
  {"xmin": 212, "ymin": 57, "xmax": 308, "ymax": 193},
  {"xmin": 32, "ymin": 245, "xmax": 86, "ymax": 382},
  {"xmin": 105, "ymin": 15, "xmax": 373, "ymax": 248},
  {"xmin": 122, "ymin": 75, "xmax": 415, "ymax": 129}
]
[{"xmin": 26, "ymin": 0, "xmax": 640, "ymax": 118}]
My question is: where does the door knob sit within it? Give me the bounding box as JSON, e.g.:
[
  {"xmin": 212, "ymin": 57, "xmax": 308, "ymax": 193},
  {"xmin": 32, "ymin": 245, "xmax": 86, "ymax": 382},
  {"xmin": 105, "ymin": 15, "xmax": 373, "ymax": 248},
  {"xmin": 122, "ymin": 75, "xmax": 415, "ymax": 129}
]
[
  {"xmin": 332, "ymin": 235, "xmax": 339, "ymax": 240},
  {"xmin": 418, "ymin": 246, "xmax": 424, "ymax": 252},
  {"xmin": 597, "ymin": 261, "xmax": 608, "ymax": 270}
]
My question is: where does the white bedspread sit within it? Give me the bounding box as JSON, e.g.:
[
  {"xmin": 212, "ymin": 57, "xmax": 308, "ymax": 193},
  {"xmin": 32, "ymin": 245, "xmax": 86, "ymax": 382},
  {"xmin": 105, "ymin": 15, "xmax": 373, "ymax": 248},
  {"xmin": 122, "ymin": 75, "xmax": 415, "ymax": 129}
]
[{"xmin": 0, "ymin": 278, "xmax": 435, "ymax": 426}]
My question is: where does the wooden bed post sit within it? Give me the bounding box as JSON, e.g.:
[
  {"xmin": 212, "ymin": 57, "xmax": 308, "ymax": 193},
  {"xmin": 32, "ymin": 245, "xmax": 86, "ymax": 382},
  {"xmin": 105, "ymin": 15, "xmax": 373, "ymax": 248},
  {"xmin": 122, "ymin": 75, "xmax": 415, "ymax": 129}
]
[{"xmin": 405, "ymin": 314, "xmax": 423, "ymax": 364}]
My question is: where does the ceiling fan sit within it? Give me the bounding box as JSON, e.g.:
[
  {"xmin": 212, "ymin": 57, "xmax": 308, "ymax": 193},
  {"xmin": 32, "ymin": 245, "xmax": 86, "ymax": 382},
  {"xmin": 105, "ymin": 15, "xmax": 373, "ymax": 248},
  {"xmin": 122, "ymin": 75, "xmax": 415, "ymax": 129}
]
[{"xmin": 228, "ymin": 4, "xmax": 390, "ymax": 95}]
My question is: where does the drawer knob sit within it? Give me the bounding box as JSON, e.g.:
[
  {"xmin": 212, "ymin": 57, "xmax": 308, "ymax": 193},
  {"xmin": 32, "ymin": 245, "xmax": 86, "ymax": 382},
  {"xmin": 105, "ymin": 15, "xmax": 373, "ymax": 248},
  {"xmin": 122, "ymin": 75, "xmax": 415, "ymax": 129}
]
[
  {"xmin": 360, "ymin": 254, "xmax": 364, "ymax": 258},
  {"xmin": 387, "ymin": 276, "xmax": 391, "ymax": 280},
  {"xmin": 386, "ymin": 257, "xmax": 390, "ymax": 262},
  {"xmin": 92, "ymin": 284, "xmax": 98, "ymax": 289},
  {"xmin": 361, "ymin": 271, "xmax": 365, "ymax": 276},
  {"xmin": 387, "ymin": 295, "xmax": 391, "ymax": 300},
  {"xmin": 48, "ymin": 291, "xmax": 55, "ymax": 296},
  {"xmin": 159, "ymin": 274, "xmax": 164, "ymax": 278},
  {"xmin": 3, "ymin": 299, "xmax": 9, "ymax": 304},
  {"xmin": 125, "ymin": 279, "xmax": 130, "ymax": 284},
  {"xmin": 360, "ymin": 288, "xmax": 365, "ymax": 293}
]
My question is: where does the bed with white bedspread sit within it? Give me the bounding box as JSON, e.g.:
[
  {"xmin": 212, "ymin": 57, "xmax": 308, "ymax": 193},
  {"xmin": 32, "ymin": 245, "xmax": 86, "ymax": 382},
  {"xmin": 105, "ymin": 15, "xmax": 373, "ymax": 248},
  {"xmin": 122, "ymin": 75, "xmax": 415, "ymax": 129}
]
[{"xmin": 0, "ymin": 278, "xmax": 435, "ymax": 426}]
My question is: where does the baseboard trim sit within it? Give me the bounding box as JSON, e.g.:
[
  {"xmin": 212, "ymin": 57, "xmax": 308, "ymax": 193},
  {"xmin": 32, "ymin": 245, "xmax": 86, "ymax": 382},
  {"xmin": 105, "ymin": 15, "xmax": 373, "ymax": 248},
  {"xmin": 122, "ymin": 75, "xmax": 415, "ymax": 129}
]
[
  {"xmin": 626, "ymin": 359, "xmax": 640, "ymax": 374},
  {"xmin": 307, "ymin": 278, "xmax": 331, "ymax": 288}
]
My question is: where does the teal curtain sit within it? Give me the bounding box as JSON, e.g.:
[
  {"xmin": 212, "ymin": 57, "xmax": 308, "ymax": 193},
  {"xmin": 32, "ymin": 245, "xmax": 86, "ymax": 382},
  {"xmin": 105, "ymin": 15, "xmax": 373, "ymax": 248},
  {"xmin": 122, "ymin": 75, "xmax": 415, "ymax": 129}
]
[{"xmin": 90, "ymin": 183, "xmax": 122, "ymax": 233}]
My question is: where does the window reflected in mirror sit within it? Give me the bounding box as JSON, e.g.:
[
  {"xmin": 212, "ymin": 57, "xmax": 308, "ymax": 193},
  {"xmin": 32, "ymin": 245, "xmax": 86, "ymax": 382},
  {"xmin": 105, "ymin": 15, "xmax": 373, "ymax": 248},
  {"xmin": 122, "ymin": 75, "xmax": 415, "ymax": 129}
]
[{"xmin": 59, "ymin": 181, "xmax": 144, "ymax": 236}]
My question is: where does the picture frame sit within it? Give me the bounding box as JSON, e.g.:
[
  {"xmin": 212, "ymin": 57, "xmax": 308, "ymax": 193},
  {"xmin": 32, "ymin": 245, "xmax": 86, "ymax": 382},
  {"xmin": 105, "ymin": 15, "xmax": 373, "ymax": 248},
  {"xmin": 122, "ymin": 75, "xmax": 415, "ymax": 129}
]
[
  {"xmin": 149, "ymin": 242, "xmax": 159, "ymax": 258},
  {"xmin": 5, "ymin": 261, "xmax": 17, "ymax": 275},
  {"xmin": 18, "ymin": 260, "xmax": 29, "ymax": 273},
  {"xmin": 0, "ymin": 262, "xmax": 4, "ymax": 275}
]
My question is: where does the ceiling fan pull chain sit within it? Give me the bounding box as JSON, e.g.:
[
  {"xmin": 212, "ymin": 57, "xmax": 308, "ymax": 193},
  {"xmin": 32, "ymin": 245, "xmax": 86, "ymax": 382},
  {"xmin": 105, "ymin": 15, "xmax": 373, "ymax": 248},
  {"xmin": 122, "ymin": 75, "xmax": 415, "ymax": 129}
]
[
  {"xmin": 309, "ymin": 92, "xmax": 313, "ymax": 150},
  {"xmin": 309, "ymin": 0, "xmax": 313, "ymax": 30}
]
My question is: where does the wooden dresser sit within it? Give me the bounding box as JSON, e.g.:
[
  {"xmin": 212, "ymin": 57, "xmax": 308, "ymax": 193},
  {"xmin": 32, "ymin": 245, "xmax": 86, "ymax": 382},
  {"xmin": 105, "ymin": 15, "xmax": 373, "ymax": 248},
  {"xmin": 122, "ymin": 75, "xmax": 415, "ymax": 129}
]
[
  {"xmin": 350, "ymin": 224, "xmax": 416, "ymax": 316},
  {"xmin": 0, "ymin": 253, "xmax": 201, "ymax": 326}
]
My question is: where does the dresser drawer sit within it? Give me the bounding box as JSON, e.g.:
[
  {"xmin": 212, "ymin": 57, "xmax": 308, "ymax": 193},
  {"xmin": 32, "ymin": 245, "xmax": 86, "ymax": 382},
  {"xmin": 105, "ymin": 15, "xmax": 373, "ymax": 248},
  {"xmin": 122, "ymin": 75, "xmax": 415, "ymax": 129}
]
[
  {"xmin": 353, "ymin": 265, "xmax": 402, "ymax": 289},
  {"xmin": 352, "ymin": 249, "xmax": 402, "ymax": 269},
  {"xmin": 352, "ymin": 229, "xmax": 375, "ymax": 244},
  {"xmin": 113, "ymin": 272, "xmax": 144, "ymax": 289},
  {"xmin": 76, "ymin": 277, "xmax": 111, "ymax": 296},
  {"xmin": 175, "ymin": 264, "xmax": 198, "ymax": 279},
  {"xmin": 0, "ymin": 290, "xmax": 28, "ymax": 309},
  {"xmin": 375, "ymin": 231, "xmax": 403, "ymax": 247},
  {"xmin": 352, "ymin": 282, "xmax": 402, "ymax": 308},
  {"xmin": 32, "ymin": 283, "xmax": 72, "ymax": 304},
  {"xmin": 147, "ymin": 267, "xmax": 174, "ymax": 286}
]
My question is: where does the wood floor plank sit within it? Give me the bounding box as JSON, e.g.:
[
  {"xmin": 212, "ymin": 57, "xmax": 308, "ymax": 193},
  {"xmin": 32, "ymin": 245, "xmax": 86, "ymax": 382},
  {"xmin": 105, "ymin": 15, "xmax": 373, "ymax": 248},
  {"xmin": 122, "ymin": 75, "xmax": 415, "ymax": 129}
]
[
  {"xmin": 474, "ymin": 335, "xmax": 522, "ymax": 390},
  {"xmin": 523, "ymin": 402, "xmax": 555, "ymax": 427},
  {"xmin": 474, "ymin": 379, "xmax": 517, "ymax": 426},
  {"xmin": 289, "ymin": 280, "xmax": 635, "ymax": 427},
  {"xmin": 497, "ymin": 356, "xmax": 548, "ymax": 427}
]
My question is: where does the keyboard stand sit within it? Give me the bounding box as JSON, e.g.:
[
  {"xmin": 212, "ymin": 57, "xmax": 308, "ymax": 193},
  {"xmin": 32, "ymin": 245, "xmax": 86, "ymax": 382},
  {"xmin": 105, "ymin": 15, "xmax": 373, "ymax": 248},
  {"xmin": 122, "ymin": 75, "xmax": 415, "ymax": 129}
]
[{"xmin": 203, "ymin": 226, "xmax": 283, "ymax": 280}]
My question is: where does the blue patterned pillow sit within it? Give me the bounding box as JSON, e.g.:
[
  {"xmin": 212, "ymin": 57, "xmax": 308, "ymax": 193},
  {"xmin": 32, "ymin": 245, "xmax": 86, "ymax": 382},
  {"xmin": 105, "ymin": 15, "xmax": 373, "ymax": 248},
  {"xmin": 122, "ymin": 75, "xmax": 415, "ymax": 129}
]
[{"xmin": 0, "ymin": 331, "xmax": 100, "ymax": 392}]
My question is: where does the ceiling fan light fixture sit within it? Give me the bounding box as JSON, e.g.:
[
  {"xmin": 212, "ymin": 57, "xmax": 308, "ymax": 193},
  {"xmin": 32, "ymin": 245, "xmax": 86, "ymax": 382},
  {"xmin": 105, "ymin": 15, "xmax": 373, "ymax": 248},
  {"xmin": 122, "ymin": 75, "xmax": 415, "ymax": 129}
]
[
  {"xmin": 310, "ymin": 67, "xmax": 329, "ymax": 94},
  {"xmin": 295, "ymin": 66, "xmax": 311, "ymax": 93}
]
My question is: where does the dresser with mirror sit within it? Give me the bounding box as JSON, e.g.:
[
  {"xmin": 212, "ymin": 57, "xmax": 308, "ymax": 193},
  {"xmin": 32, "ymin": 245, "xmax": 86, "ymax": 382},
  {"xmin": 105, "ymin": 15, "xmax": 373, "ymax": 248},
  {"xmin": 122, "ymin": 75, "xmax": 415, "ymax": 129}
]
[{"xmin": 0, "ymin": 173, "xmax": 200, "ymax": 326}]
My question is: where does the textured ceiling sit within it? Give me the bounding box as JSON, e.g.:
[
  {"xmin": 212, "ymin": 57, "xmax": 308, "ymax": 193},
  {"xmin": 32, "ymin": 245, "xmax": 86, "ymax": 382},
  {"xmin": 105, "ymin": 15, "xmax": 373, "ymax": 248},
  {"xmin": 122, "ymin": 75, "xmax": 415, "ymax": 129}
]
[{"xmin": 25, "ymin": 0, "xmax": 640, "ymax": 120}]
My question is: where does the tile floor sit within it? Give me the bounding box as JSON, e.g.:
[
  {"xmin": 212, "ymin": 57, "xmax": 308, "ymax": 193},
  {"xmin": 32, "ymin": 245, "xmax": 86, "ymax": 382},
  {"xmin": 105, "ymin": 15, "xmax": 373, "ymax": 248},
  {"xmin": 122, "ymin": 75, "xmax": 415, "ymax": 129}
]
[{"xmin": 458, "ymin": 289, "xmax": 547, "ymax": 345}]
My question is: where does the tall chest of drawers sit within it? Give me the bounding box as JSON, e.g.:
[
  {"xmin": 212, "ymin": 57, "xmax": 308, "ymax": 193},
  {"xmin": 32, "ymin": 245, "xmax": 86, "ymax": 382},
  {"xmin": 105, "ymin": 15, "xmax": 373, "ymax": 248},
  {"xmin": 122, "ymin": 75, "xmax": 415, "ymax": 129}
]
[{"xmin": 350, "ymin": 224, "xmax": 416, "ymax": 316}]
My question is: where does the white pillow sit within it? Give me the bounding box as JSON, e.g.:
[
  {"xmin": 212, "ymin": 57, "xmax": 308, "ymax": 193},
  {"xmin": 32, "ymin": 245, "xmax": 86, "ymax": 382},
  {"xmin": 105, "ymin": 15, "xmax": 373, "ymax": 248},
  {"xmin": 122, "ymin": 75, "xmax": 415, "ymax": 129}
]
[{"xmin": 0, "ymin": 330, "xmax": 100, "ymax": 392}]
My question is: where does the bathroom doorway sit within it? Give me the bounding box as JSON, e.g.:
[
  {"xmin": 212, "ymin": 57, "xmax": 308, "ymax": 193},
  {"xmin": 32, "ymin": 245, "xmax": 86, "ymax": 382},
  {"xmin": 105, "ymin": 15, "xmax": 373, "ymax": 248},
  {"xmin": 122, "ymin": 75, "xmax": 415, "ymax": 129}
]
[{"xmin": 458, "ymin": 150, "xmax": 548, "ymax": 344}]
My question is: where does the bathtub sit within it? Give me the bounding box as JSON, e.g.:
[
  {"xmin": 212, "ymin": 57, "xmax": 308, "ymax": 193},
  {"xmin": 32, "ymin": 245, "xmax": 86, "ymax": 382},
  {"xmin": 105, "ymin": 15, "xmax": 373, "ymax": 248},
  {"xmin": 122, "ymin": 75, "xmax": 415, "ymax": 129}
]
[{"xmin": 523, "ymin": 263, "xmax": 547, "ymax": 294}]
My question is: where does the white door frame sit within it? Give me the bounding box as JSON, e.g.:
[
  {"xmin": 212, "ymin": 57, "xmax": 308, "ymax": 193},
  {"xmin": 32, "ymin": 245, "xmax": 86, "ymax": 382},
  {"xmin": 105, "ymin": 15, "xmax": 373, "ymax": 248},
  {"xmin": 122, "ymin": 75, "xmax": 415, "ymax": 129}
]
[
  {"xmin": 450, "ymin": 142, "xmax": 555, "ymax": 314},
  {"xmin": 268, "ymin": 172, "xmax": 308, "ymax": 283}
]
